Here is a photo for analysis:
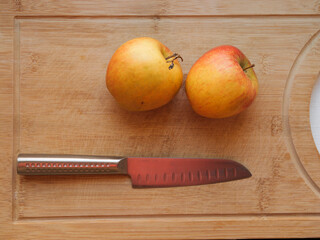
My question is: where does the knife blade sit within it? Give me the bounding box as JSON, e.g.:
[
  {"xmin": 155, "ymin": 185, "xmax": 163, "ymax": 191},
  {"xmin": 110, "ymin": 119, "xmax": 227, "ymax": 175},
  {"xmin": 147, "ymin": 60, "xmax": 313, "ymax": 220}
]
[{"xmin": 17, "ymin": 154, "xmax": 251, "ymax": 188}]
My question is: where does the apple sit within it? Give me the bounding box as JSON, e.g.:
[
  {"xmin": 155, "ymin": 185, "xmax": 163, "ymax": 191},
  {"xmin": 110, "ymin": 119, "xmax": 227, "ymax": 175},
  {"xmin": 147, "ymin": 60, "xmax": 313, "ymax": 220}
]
[
  {"xmin": 106, "ymin": 37, "xmax": 183, "ymax": 111},
  {"xmin": 185, "ymin": 45, "xmax": 258, "ymax": 118}
]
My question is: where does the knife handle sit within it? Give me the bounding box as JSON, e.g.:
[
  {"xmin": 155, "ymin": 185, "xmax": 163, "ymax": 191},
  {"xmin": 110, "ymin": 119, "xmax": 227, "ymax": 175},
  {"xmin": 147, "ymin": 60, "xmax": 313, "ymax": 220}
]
[{"xmin": 17, "ymin": 154, "xmax": 128, "ymax": 175}]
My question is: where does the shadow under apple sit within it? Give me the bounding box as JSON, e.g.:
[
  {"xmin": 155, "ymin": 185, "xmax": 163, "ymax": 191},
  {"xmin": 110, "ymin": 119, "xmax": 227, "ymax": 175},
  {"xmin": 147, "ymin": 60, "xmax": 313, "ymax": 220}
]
[{"xmin": 101, "ymin": 77, "xmax": 254, "ymax": 159}]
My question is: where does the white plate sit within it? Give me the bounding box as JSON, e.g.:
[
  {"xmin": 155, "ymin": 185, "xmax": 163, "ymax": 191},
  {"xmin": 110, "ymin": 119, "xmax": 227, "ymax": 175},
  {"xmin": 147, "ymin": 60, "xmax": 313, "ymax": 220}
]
[{"xmin": 310, "ymin": 75, "xmax": 320, "ymax": 154}]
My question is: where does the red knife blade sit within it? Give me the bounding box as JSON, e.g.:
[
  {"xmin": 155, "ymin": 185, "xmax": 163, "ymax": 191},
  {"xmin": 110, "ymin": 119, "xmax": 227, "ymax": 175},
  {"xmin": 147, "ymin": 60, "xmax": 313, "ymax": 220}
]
[
  {"xmin": 17, "ymin": 154, "xmax": 251, "ymax": 188},
  {"xmin": 127, "ymin": 157, "xmax": 251, "ymax": 188}
]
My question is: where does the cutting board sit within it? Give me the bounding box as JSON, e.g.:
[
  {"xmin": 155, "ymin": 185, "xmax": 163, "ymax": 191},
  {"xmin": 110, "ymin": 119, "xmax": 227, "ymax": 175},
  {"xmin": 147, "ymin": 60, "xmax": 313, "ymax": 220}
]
[{"xmin": 1, "ymin": 1, "xmax": 320, "ymax": 239}]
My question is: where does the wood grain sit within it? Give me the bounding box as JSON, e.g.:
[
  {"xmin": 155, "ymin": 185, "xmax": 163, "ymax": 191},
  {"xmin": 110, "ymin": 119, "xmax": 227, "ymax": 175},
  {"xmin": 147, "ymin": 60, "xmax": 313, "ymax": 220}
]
[
  {"xmin": 1, "ymin": 0, "xmax": 320, "ymax": 239},
  {"xmin": 8, "ymin": 215, "xmax": 320, "ymax": 240},
  {"xmin": 1, "ymin": 0, "xmax": 320, "ymax": 16},
  {"xmin": 0, "ymin": 2, "xmax": 14, "ymax": 239}
]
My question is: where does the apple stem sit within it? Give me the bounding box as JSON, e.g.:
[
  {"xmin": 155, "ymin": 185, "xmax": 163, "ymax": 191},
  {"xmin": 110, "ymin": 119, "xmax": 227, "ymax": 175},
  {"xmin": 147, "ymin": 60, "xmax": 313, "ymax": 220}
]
[
  {"xmin": 165, "ymin": 53, "xmax": 183, "ymax": 70},
  {"xmin": 243, "ymin": 64, "xmax": 255, "ymax": 72}
]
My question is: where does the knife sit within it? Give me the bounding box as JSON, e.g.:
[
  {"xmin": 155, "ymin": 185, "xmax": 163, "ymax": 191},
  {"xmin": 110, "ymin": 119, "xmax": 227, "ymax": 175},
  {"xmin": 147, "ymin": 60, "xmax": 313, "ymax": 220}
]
[{"xmin": 17, "ymin": 154, "xmax": 251, "ymax": 188}]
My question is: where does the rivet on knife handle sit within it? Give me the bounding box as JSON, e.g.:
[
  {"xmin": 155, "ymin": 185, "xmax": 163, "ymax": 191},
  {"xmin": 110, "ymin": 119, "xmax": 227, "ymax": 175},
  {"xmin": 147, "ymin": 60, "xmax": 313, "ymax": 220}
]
[{"xmin": 17, "ymin": 154, "xmax": 128, "ymax": 175}]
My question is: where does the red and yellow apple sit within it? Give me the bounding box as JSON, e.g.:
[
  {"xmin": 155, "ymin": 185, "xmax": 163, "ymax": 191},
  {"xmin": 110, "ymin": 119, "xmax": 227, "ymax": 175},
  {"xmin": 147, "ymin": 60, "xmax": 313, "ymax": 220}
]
[
  {"xmin": 106, "ymin": 37, "xmax": 183, "ymax": 111},
  {"xmin": 185, "ymin": 45, "xmax": 258, "ymax": 118}
]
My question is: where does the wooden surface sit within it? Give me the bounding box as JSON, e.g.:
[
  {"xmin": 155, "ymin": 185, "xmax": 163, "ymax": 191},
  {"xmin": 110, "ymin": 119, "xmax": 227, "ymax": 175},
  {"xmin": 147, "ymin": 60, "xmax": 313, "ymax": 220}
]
[{"xmin": 1, "ymin": 0, "xmax": 320, "ymax": 239}]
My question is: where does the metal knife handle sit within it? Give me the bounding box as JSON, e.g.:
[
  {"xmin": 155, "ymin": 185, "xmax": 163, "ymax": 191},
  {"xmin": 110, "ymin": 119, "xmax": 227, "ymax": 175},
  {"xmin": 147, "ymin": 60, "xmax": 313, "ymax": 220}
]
[{"xmin": 17, "ymin": 154, "xmax": 128, "ymax": 175}]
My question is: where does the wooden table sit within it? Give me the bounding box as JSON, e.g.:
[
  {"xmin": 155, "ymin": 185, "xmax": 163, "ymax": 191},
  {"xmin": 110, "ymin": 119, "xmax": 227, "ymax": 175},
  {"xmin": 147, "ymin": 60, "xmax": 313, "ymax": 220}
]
[{"xmin": 1, "ymin": 1, "xmax": 320, "ymax": 239}]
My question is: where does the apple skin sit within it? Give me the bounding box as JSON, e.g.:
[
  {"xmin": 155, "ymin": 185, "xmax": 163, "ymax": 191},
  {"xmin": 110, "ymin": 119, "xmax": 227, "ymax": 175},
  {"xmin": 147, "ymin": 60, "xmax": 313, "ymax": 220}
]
[
  {"xmin": 106, "ymin": 37, "xmax": 183, "ymax": 111},
  {"xmin": 185, "ymin": 45, "xmax": 258, "ymax": 118}
]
